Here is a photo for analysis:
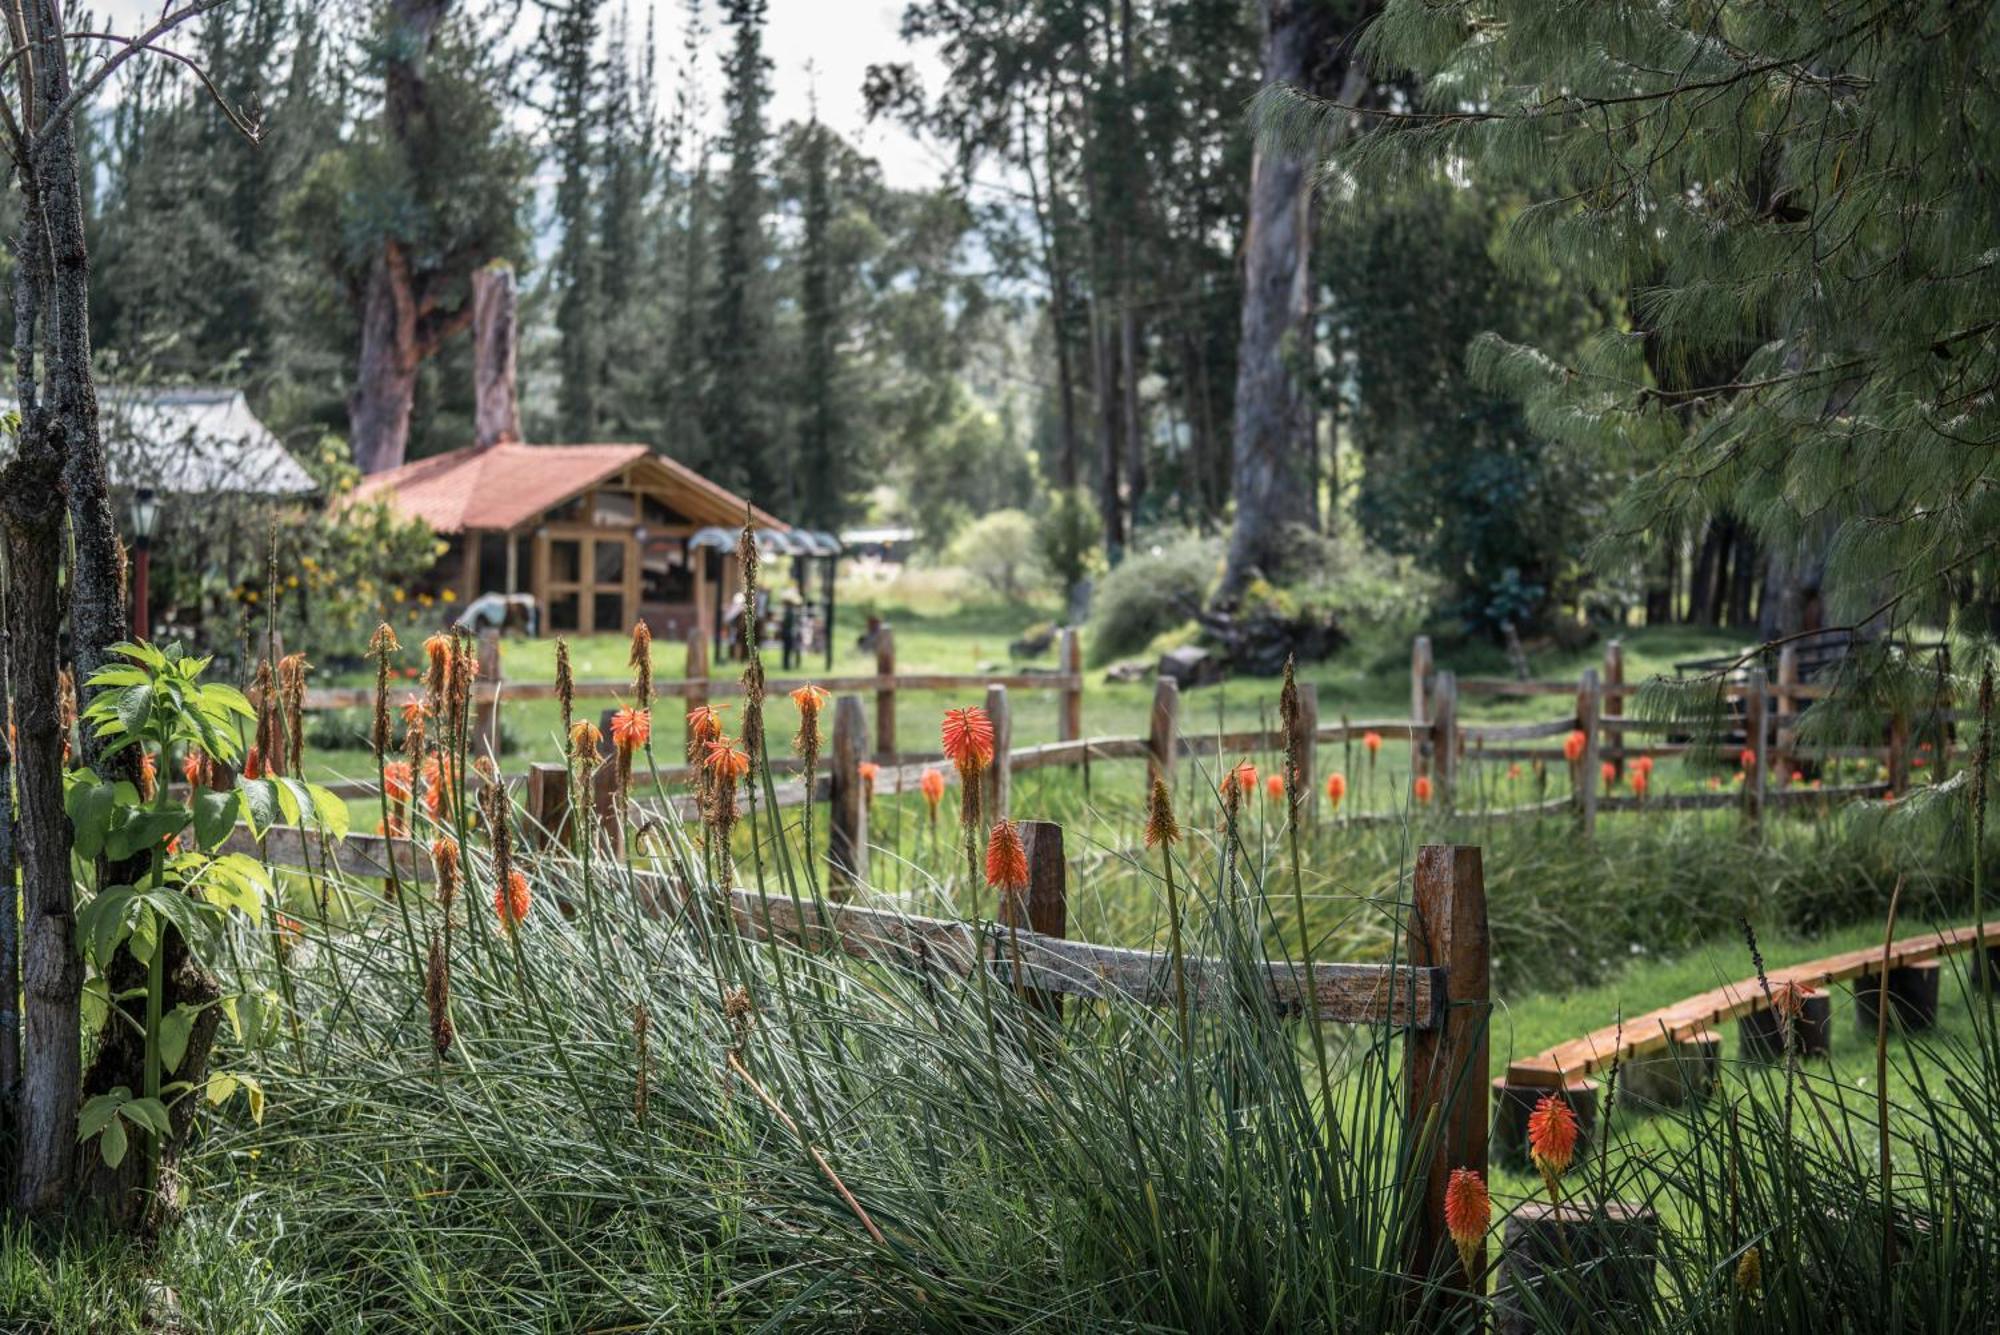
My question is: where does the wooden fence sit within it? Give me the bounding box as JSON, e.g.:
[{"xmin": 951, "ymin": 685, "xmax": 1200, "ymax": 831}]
[
  {"xmin": 309, "ymin": 626, "xmax": 1960, "ymax": 858},
  {"xmin": 231, "ymin": 817, "xmax": 1493, "ymax": 1305}
]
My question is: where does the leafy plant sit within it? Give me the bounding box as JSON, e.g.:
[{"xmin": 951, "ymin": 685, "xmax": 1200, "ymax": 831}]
[{"xmin": 68, "ymin": 641, "xmax": 340, "ymax": 1173}]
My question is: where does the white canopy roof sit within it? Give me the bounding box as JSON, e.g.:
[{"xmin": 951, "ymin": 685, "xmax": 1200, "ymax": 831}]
[{"xmin": 2, "ymin": 386, "xmax": 316, "ymax": 497}]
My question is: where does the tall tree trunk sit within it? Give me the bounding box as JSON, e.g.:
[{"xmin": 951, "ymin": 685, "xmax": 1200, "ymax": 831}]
[
  {"xmin": 1728, "ymin": 537, "xmax": 1760, "ymax": 628},
  {"xmin": 1092, "ymin": 303, "xmax": 1125, "ymax": 558},
  {"xmin": 1025, "ymin": 95, "xmax": 1080, "ymax": 489},
  {"xmin": 1219, "ymin": 6, "xmax": 1356, "ymax": 597},
  {"xmin": 0, "ymin": 623, "xmax": 18, "ymax": 1127},
  {"xmin": 1687, "ymin": 518, "xmax": 1727, "ymax": 625}
]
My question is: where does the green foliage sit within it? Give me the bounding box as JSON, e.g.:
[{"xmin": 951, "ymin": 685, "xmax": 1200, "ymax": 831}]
[
  {"xmin": 1088, "ymin": 530, "xmax": 1220, "ymax": 664},
  {"xmin": 898, "ymin": 397, "xmax": 1038, "ymax": 550},
  {"xmin": 1035, "ymin": 487, "xmax": 1102, "ymax": 603},
  {"xmin": 1322, "ymin": 0, "xmax": 2000, "ymax": 640},
  {"xmin": 946, "ymin": 508, "xmax": 1038, "ymax": 601},
  {"xmin": 1323, "ymin": 178, "xmax": 1610, "ymax": 634}
]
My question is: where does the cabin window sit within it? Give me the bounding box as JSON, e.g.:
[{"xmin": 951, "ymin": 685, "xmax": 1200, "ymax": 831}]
[
  {"xmin": 550, "ymin": 539, "xmax": 582, "ymax": 584},
  {"xmin": 548, "ymin": 592, "xmax": 580, "ymax": 633},
  {"xmin": 593, "ymin": 490, "xmax": 637, "ymax": 525},
  {"xmin": 641, "ymin": 539, "xmax": 695, "ymax": 604}
]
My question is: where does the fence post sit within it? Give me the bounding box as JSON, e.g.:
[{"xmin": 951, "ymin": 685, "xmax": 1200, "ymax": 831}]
[
  {"xmin": 829, "ymin": 695, "xmax": 870, "ymax": 895},
  {"xmin": 1575, "ymin": 668, "xmax": 1601, "ymax": 836},
  {"xmin": 1745, "ymin": 667, "xmax": 1769, "ymax": 822},
  {"xmin": 1887, "ymin": 701, "xmax": 1910, "ymax": 797},
  {"xmin": 1058, "ymin": 628, "xmax": 1083, "ymax": 743},
  {"xmin": 474, "ymin": 629, "xmax": 502, "ymax": 763},
  {"xmin": 1004, "ymin": 820, "xmax": 1068, "ymax": 1022},
  {"xmin": 1602, "ymin": 639, "xmax": 1625, "ymax": 782},
  {"xmin": 1411, "ymin": 634, "xmax": 1433, "ymax": 782},
  {"xmin": 1431, "ymin": 670, "xmax": 1458, "ymax": 814},
  {"xmin": 524, "ymin": 761, "xmax": 570, "ymax": 852},
  {"xmin": 1403, "ymin": 844, "xmax": 1490, "ymax": 1313},
  {"xmin": 684, "ymin": 630, "xmax": 709, "ymax": 757},
  {"xmin": 1147, "ymin": 676, "xmax": 1180, "ymax": 792},
  {"xmin": 1293, "ymin": 681, "xmax": 1319, "ymax": 821},
  {"xmin": 985, "ymin": 682, "xmax": 1013, "ymax": 823},
  {"xmin": 1775, "ymin": 644, "xmax": 1799, "ymax": 778},
  {"xmin": 874, "ymin": 625, "xmax": 897, "ymax": 762}
]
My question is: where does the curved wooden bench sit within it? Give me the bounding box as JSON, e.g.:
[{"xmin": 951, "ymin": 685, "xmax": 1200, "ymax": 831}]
[{"xmin": 1506, "ymin": 920, "xmax": 2000, "ymax": 1087}]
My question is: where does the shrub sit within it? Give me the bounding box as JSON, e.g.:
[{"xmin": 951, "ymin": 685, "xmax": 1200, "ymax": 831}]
[
  {"xmin": 1088, "ymin": 531, "xmax": 1220, "ymax": 664},
  {"xmin": 948, "ymin": 508, "xmax": 1038, "ymax": 600},
  {"xmin": 1034, "ymin": 488, "xmax": 1101, "ymax": 604}
]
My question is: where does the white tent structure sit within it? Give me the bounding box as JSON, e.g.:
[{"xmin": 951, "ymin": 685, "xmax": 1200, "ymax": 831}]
[{"xmin": 96, "ymin": 386, "xmax": 317, "ymax": 497}]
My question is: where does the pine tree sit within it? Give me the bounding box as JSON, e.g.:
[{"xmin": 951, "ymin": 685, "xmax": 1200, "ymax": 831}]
[
  {"xmin": 1314, "ymin": 0, "xmax": 2000, "ymax": 641},
  {"xmin": 795, "ymin": 106, "xmax": 840, "ymax": 527},
  {"xmin": 539, "ymin": 0, "xmax": 606, "ymax": 442},
  {"xmin": 703, "ymin": 0, "xmax": 776, "ymax": 496}
]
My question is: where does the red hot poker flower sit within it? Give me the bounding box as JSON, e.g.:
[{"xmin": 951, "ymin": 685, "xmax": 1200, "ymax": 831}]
[
  {"xmin": 1563, "ymin": 730, "xmax": 1587, "ymax": 763},
  {"xmin": 919, "ymin": 767, "xmax": 946, "ymax": 813},
  {"xmin": 1444, "ymin": 1167, "xmax": 1490, "ymax": 1282},
  {"xmin": 1771, "ymin": 978, "xmax": 1816, "ymax": 1021},
  {"xmin": 1413, "ymin": 775, "xmax": 1433, "ymax": 804},
  {"xmin": 1326, "ymin": 772, "xmax": 1347, "ymax": 807},
  {"xmin": 687, "ymin": 703, "xmax": 729, "ymax": 743},
  {"xmin": 1264, "ymin": 774, "xmax": 1285, "ymax": 802},
  {"xmin": 703, "ymin": 739, "xmax": 751, "ymax": 781},
  {"xmin": 1226, "ymin": 760, "xmax": 1257, "ymax": 795},
  {"xmin": 941, "ymin": 707, "xmax": 996, "ymax": 773},
  {"xmin": 383, "ymin": 760, "xmax": 414, "ymax": 805},
  {"xmin": 1363, "ymin": 731, "xmax": 1383, "ymax": 756},
  {"xmin": 610, "ymin": 706, "xmax": 652, "ymax": 752},
  {"xmin": 789, "ymin": 683, "xmax": 829, "ymax": 713},
  {"xmin": 495, "ymin": 868, "xmax": 532, "ymax": 928},
  {"xmin": 1527, "ymin": 1093, "xmax": 1580, "ymax": 1201},
  {"xmin": 985, "ymin": 819, "xmax": 1029, "ymax": 890}
]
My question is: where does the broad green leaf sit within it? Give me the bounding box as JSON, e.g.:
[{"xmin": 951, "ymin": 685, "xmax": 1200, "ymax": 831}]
[
  {"xmin": 67, "ymin": 783, "xmax": 118, "ymax": 862},
  {"xmin": 192, "ymin": 789, "xmax": 241, "ymax": 852},
  {"xmin": 306, "ymin": 783, "xmax": 351, "ymax": 842},
  {"xmin": 123, "ymin": 1097, "xmax": 172, "ymax": 1138},
  {"xmin": 78, "ymin": 1089, "xmax": 130, "ymax": 1141},
  {"xmin": 205, "ymin": 1073, "xmax": 239, "ymax": 1108},
  {"xmin": 202, "ymin": 683, "xmax": 256, "ymax": 721},
  {"xmin": 237, "ymin": 778, "xmax": 281, "ymax": 836},
  {"xmin": 159, "ymin": 1007, "xmax": 195, "ymax": 1074},
  {"xmin": 99, "ymin": 1117, "xmax": 128, "ymax": 1169}
]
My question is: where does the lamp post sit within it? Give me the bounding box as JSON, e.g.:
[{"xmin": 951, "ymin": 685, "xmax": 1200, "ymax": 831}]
[{"xmin": 129, "ymin": 487, "xmax": 159, "ymax": 641}]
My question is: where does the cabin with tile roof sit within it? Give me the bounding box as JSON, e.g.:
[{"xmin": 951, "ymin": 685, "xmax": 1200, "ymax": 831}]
[{"xmin": 350, "ymin": 263, "xmax": 787, "ymax": 640}]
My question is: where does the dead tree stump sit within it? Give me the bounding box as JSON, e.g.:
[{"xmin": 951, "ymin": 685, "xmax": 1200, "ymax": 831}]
[
  {"xmin": 1739, "ymin": 993, "xmax": 1832, "ymax": 1060},
  {"xmin": 1617, "ymin": 1029, "xmax": 1721, "ymax": 1109},
  {"xmin": 1495, "ymin": 1201, "xmax": 1659, "ymax": 1335},
  {"xmin": 1855, "ymin": 960, "xmax": 1942, "ymax": 1032},
  {"xmin": 1491, "ymin": 1077, "xmax": 1598, "ymax": 1167}
]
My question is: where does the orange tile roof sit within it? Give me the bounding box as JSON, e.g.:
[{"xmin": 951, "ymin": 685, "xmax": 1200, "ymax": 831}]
[{"xmin": 349, "ymin": 442, "xmax": 785, "ymax": 533}]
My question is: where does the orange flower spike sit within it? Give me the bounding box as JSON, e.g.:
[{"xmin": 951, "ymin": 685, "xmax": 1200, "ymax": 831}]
[
  {"xmin": 139, "ymin": 752, "xmax": 158, "ymax": 800},
  {"xmin": 1633, "ymin": 754, "xmax": 1654, "ymax": 777},
  {"xmin": 182, "ymin": 750, "xmax": 213, "ymax": 791},
  {"xmin": 241, "ymin": 746, "xmax": 264, "ymax": 780},
  {"xmin": 687, "ymin": 702, "xmax": 730, "ymax": 743},
  {"xmin": 1789, "ymin": 769, "xmax": 1804, "ymax": 784},
  {"xmin": 1325, "ymin": 772, "xmax": 1347, "ymax": 808},
  {"xmin": 1413, "ymin": 774, "xmax": 1433, "ymax": 804},
  {"xmin": 1771, "ymin": 978, "xmax": 1817, "ymax": 1021},
  {"xmin": 494, "ymin": 868, "xmax": 532, "ymax": 928},
  {"xmin": 1264, "ymin": 774, "xmax": 1285, "ymax": 802},
  {"xmin": 400, "ymin": 698, "xmax": 426, "ymax": 727},
  {"xmin": 1526, "ymin": 1093, "xmax": 1580, "ymax": 1202},
  {"xmin": 941, "ymin": 706, "xmax": 996, "ymax": 773},
  {"xmin": 570, "ymin": 719, "xmax": 603, "ymax": 759},
  {"xmin": 985, "ymin": 819, "xmax": 1029, "ymax": 890},
  {"xmin": 703, "ymin": 739, "xmax": 752, "ymax": 781},
  {"xmin": 1563, "ymin": 730, "xmax": 1587, "ymax": 763},
  {"xmin": 610, "ymin": 706, "xmax": 652, "ymax": 752},
  {"xmin": 789, "ymin": 683, "xmax": 830, "ymax": 713},
  {"xmin": 1601, "ymin": 760, "xmax": 1617, "ymax": 788},
  {"xmin": 1739, "ymin": 747, "xmax": 1756, "ymax": 770},
  {"xmin": 383, "ymin": 759, "xmax": 414, "ymax": 805},
  {"xmin": 1233, "ymin": 760, "xmax": 1257, "ymax": 793},
  {"xmin": 1444, "ymin": 1167, "xmax": 1490, "ymax": 1283},
  {"xmin": 1631, "ymin": 769, "xmax": 1648, "ymax": 797},
  {"xmin": 1506, "ymin": 763, "xmax": 1523, "ymax": 780},
  {"xmin": 1144, "ymin": 776, "xmax": 1180, "ymax": 848},
  {"xmin": 1363, "ymin": 731, "xmax": 1382, "ymax": 756},
  {"xmin": 857, "ymin": 760, "xmax": 880, "ymax": 802},
  {"xmin": 919, "ymin": 766, "xmax": 946, "ymax": 813}
]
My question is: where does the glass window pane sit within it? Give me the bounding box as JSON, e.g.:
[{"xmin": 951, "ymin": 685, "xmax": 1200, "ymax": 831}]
[
  {"xmin": 594, "ymin": 491, "xmax": 637, "ymax": 525},
  {"xmin": 548, "ymin": 592, "xmax": 580, "ymax": 632},
  {"xmin": 593, "ymin": 540, "xmax": 626, "ymax": 583},
  {"xmin": 593, "ymin": 592, "xmax": 625, "ymax": 631},
  {"xmin": 550, "ymin": 539, "xmax": 582, "ymax": 584}
]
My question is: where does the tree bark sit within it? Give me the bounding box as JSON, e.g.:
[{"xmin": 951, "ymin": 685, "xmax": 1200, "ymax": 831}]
[
  {"xmin": 471, "ymin": 261, "xmax": 521, "ymax": 448},
  {"xmin": 1219, "ymin": 6, "xmax": 1356, "ymax": 597},
  {"xmin": 348, "ymin": 0, "xmax": 471, "ymax": 475}
]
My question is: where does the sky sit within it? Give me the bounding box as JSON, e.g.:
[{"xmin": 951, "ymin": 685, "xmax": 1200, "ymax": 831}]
[{"xmin": 97, "ymin": 0, "xmax": 952, "ymax": 191}]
